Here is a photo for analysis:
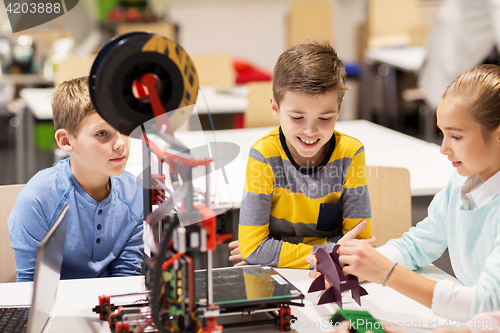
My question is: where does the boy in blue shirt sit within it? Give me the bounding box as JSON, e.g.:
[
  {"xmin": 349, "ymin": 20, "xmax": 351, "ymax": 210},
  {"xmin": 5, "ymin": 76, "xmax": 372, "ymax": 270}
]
[{"xmin": 8, "ymin": 76, "xmax": 144, "ymax": 282}]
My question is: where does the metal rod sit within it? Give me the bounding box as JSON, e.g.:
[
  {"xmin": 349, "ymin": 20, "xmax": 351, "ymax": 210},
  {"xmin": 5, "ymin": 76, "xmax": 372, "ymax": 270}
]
[
  {"xmin": 215, "ymin": 307, "xmax": 281, "ymax": 317},
  {"xmin": 154, "ymin": 178, "xmax": 173, "ymax": 195},
  {"xmin": 361, "ymin": 60, "xmax": 374, "ymax": 121},
  {"xmin": 102, "ymin": 291, "xmax": 151, "ymax": 298},
  {"xmin": 385, "ymin": 64, "xmax": 399, "ymax": 130},
  {"xmin": 141, "ymin": 128, "xmax": 152, "ymax": 217},
  {"xmin": 26, "ymin": 105, "xmax": 35, "ymax": 179},
  {"xmin": 207, "ymin": 251, "xmax": 214, "ymax": 305},
  {"xmin": 15, "ymin": 103, "xmax": 26, "ymax": 184},
  {"xmin": 205, "ymin": 165, "xmax": 210, "ymax": 206},
  {"xmin": 157, "ymin": 160, "xmax": 164, "ymax": 238}
]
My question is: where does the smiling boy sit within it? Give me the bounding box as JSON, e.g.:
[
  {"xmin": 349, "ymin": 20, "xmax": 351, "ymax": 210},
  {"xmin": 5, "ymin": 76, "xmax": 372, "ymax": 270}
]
[
  {"xmin": 230, "ymin": 40, "xmax": 372, "ymax": 269},
  {"xmin": 8, "ymin": 76, "xmax": 144, "ymax": 282}
]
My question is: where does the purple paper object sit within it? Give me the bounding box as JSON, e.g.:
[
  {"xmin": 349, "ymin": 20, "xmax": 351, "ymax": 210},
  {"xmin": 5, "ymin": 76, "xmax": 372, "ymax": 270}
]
[{"xmin": 308, "ymin": 245, "xmax": 368, "ymax": 307}]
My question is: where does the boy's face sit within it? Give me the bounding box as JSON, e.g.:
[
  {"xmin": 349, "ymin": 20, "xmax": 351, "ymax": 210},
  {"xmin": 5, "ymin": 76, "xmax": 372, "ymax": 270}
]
[
  {"xmin": 68, "ymin": 112, "xmax": 130, "ymax": 179},
  {"xmin": 271, "ymin": 90, "xmax": 341, "ymax": 167}
]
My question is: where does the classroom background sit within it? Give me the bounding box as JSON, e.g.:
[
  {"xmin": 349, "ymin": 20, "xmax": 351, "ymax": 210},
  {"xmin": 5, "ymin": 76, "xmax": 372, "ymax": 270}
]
[{"xmin": 1, "ymin": 0, "xmax": 497, "ymax": 278}]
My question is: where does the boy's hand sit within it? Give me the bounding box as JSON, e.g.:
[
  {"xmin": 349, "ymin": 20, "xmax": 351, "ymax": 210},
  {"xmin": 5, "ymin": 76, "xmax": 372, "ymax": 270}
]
[
  {"xmin": 228, "ymin": 240, "xmax": 248, "ymax": 266},
  {"xmin": 337, "ymin": 220, "xmax": 374, "ymax": 246}
]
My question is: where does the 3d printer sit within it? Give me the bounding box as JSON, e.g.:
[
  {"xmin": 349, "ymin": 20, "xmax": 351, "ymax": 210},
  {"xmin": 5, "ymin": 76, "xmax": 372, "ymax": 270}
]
[{"xmin": 88, "ymin": 32, "xmax": 304, "ymax": 333}]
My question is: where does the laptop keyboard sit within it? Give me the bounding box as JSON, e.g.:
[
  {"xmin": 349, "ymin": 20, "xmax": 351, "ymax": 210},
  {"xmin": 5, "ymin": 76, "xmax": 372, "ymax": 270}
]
[{"xmin": 0, "ymin": 307, "xmax": 29, "ymax": 333}]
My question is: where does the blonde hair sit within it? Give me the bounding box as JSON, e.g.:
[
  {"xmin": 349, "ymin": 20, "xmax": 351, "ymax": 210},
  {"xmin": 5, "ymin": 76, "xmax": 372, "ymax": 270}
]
[
  {"xmin": 272, "ymin": 40, "xmax": 347, "ymax": 107},
  {"xmin": 52, "ymin": 76, "xmax": 95, "ymax": 135},
  {"xmin": 443, "ymin": 64, "xmax": 500, "ymax": 138}
]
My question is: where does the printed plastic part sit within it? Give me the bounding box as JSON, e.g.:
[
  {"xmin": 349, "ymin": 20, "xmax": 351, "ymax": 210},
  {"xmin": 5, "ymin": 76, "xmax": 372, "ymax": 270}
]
[
  {"xmin": 331, "ymin": 309, "xmax": 385, "ymax": 333},
  {"xmin": 308, "ymin": 245, "xmax": 368, "ymax": 307}
]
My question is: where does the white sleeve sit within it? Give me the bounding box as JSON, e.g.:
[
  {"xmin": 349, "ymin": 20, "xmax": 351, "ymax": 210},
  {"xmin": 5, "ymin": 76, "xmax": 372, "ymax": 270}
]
[
  {"xmin": 432, "ymin": 279, "xmax": 474, "ymax": 321},
  {"xmin": 376, "ymin": 244, "xmax": 406, "ymax": 265},
  {"xmin": 378, "ymin": 242, "xmax": 475, "ymax": 320}
]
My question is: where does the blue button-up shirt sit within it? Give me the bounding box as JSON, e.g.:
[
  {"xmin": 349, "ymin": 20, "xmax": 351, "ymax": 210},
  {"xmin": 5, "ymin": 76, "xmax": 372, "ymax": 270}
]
[{"xmin": 8, "ymin": 158, "xmax": 144, "ymax": 282}]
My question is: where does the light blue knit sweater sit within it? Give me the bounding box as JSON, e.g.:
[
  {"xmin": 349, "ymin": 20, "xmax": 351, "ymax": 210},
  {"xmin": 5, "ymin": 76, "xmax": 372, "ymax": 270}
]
[{"xmin": 388, "ymin": 171, "xmax": 500, "ymax": 317}]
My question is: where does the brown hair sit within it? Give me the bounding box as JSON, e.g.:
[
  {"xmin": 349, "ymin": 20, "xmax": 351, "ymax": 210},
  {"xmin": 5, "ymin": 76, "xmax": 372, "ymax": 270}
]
[
  {"xmin": 443, "ymin": 64, "xmax": 500, "ymax": 138},
  {"xmin": 52, "ymin": 76, "xmax": 95, "ymax": 135},
  {"xmin": 272, "ymin": 40, "xmax": 347, "ymax": 107}
]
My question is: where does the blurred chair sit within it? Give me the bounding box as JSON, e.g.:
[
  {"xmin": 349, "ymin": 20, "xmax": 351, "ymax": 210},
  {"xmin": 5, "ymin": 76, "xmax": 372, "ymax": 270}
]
[
  {"xmin": 366, "ymin": 0, "xmax": 421, "ymax": 48},
  {"xmin": 55, "ymin": 55, "xmax": 96, "ymax": 86},
  {"xmin": 190, "ymin": 54, "xmax": 235, "ymax": 87},
  {"xmin": 360, "ymin": 0, "xmax": 438, "ymax": 52},
  {"xmin": 287, "ymin": 0, "xmax": 334, "ymax": 48},
  {"xmin": 287, "ymin": 1, "xmax": 361, "ymax": 120},
  {"xmin": 366, "ymin": 166, "xmax": 412, "ymax": 247},
  {"xmin": 114, "ymin": 22, "xmax": 176, "ymax": 40},
  {"xmin": 244, "ymin": 81, "xmax": 279, "ymax": 128},
  {"xmin": 0, "ymin": 184, "xmax": 24, "ymax": 283}
]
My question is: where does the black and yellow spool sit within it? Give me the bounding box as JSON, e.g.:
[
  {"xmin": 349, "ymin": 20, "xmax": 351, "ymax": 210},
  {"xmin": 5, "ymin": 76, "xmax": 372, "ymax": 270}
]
[{"xmin": 89, "ymin": 32, "xmax": 199, "ymax": 137}]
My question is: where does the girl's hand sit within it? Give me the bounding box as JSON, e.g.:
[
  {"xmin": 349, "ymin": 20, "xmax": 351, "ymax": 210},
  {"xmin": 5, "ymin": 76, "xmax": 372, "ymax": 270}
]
[
  {"xmin": 307, "ymin": 220, "xmax": 373, "ymax": 282},
  {"xmin": 228, "ymin": 240, "xmax": 248, "ymax": 266},
  {"xmin": 337, "ymin": 239, "xmax": 393, "ymax": 284},
  {"xmin": 363, "ymin": 235, "xmax": 377, "ymax": 248}
]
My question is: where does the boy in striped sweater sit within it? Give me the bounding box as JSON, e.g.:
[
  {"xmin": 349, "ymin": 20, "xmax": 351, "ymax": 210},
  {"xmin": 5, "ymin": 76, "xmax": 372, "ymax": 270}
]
[{"xmin": 229, "ymin": 40, "xmax": 373, "ymax": 269}]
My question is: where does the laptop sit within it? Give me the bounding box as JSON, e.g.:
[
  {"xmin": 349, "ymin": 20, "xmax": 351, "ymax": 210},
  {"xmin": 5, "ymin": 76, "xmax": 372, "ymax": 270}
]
[{"xmin": 0, "ymin": 203, "xmax": 69, "ymax": 333}]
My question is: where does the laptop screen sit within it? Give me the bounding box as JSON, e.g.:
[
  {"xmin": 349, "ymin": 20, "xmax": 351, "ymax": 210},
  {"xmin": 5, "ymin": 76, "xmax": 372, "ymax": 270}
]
[{"xmin": 26, "ymin": 203, "xmax": 69, "ymax": 333}]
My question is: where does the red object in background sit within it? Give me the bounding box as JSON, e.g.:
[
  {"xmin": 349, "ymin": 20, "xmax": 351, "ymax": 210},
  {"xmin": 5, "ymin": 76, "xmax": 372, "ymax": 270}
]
[
  {"xmin": 233, "ymin": 59, "xmax": 272, "ymax": 84},
  {"xmin": 233, "ymin": 114, "xmax": 244, "ymax": 129},
  {"xmin": 107, "ymin": 8, "xmax": 124, "ymax": 22},
  {"xmin": 232, "ymin": 59, "xmax": 272, "ymax": 128},
  {"xmin": 125, "ymin": 7, "xmax": 142, "ymax": 21}
]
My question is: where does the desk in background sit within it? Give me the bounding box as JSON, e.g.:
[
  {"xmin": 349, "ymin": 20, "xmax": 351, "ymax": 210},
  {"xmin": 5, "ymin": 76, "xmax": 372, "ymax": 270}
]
[
  {"xmin": 16, "ymin": 88, "xmax": 54, "ymax": 184},
  {"xmin": 1, "ymin": 75, "xmax": 51, "ymax": 184},
  {"xmin": 18, "ymin": 86, "xmax": 248, "ymax": 121},
  {"xmin": 126, "ymin": 120, "xmax": 455, "ymax": 207},
  {"xmin": 0, "ymin": 265, "xmax": 456, "ymax": 333},
  {"xmin": 361, "ymin": 47, "xmax": 431, "ymax": 139},
  {"xmin": 19, "ymin": 90, "xmax": 453, "ymax": 197},
  {"xmin": 16, "ymin": 86, "xmax": 248, "ymax": 183},
  {"xmin": 0, "ymin": 73, "xmax": 50, "ymax": 86}
]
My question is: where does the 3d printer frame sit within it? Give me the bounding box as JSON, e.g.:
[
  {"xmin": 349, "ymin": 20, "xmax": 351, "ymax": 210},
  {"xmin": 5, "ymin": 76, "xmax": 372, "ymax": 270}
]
[{"xmin": 89, "ymin": 32, "xmax": 303, "ymax": 333}]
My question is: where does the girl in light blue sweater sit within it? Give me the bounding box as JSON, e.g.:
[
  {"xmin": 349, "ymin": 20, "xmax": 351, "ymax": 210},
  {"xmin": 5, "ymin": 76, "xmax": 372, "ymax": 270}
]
[{"xmin": 333, "ymin": 64, "xmax": 500, "ymax": 320}]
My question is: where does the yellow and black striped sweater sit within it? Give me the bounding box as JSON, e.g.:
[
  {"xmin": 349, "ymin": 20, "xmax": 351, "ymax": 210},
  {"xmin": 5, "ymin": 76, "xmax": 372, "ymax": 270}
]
[{"xmin": 239, "ymin": 127, "xmax": 372, "ymax": 269}]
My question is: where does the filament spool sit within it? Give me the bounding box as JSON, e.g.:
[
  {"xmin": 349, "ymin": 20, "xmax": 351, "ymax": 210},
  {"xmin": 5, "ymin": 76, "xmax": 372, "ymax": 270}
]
[{"xmin": 89, "ymin": 32, "xmax": 199, "ymax": 137}]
